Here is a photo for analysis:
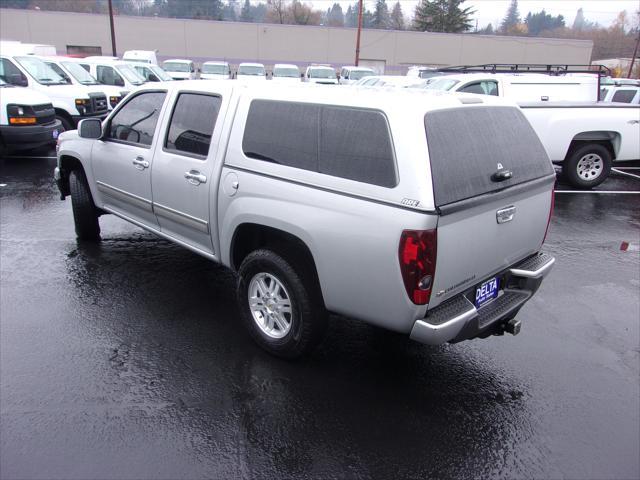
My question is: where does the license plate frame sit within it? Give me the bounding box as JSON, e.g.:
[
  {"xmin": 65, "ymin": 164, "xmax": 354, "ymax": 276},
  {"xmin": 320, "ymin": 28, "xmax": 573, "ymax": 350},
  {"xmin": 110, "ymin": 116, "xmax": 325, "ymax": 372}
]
[{"xmin": 475, "ymin": 276, "xmax": 500, "ymax": 309}]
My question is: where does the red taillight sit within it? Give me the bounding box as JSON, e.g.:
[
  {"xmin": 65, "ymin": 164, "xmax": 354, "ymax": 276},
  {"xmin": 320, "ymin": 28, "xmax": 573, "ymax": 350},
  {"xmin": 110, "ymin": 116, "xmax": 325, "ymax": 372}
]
[
  {"xmin": 542, "ymin": 189, "xmax": 555, "ymax": 245},
  {"xmin": 399, "ymin": 229, "xmax": 437, "ymax": 305}
]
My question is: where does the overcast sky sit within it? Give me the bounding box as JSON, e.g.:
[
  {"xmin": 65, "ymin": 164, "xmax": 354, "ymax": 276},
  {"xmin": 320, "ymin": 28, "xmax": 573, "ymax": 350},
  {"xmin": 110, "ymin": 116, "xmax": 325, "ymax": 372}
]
[{"xmin": 310, "ymin": 0, "xmax": 639, "ymax": 28}]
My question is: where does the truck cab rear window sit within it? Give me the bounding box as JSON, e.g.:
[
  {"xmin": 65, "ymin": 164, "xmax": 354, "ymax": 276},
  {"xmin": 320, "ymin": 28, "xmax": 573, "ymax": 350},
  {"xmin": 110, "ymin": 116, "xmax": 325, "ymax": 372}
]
[
  {"xmin": 242, "ymin": 100, "xmax": 397, "ymax": 188},
  {"xmin": 424, "ymin": 106, "xmax": 553, "ymax": 207}
]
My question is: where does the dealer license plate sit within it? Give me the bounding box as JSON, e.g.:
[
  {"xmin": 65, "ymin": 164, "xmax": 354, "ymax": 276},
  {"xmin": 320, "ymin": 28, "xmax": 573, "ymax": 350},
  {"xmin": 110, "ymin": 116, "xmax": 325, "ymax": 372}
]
[{"xmin": 475, "ymin": 277, "xmax": 500, "ymax": 309}]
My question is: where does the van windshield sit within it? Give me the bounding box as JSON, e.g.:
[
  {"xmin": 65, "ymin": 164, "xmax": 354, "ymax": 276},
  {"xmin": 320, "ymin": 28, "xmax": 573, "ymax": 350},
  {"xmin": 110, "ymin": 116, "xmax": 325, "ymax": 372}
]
[
  {"xmin": 349, "ymin": 70, "xmax": 373, "ymax": 80},
  {"xmin": 61, "ymin": 61, "xmax": 99, "ymax": 85},
  {"xmin": 149, "ymin": 65, "xmax": 173, "ymax": 81},
  {"xmin": 238, "ymin": 65, "xmax": 265, "ymax": 76},
  {"xmin": 164, "ymin": 62, "xmax": 191, "ymax": 72},
  {"xmin": 15, "ymin": 56, "xmax": 66, "ymax": 85},
  {"xmin": 425, "ymin": 106, "xmax": 554, "ymax": 206},
  {"xmin": 202, "ymin": 64, "xmax": 228, "ymax": 74},
  {"xmin": 309, "ymin": 68, "xmax": 336, "ymax": 79},
  {"xmin": 273, "ymin": 67, "xmax": 299, "ymax": 78},
  {"xmin": 117, "ymin": 64, "xmax": 145, "ymax": 85}
]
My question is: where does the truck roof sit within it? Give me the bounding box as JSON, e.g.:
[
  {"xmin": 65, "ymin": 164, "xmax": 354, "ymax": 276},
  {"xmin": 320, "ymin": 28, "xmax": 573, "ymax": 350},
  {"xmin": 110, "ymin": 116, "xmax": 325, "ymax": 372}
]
[
  {"xmin": 140, "ymin": 79, "xmax": 515, "ymax": 114},
  {"xmin": 164, "ymin": 59, "xmax": 193, "ymax": 64}
]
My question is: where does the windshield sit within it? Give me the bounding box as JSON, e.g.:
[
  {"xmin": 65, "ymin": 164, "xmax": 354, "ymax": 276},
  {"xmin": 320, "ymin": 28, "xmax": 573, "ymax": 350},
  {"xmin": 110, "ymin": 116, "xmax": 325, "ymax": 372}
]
[
  {"xmin": 424, "ymin": 78, "xmax": 460, "ymax": 91},
  {"xmin": 238, "ymin": 65, "xmax": 265, "ymax": 76},
  {"xmin": 164, "ymin": 62, "xmax": 191, "ymax": 72},
  {"xmin": 202, "ymin": 64, "xmax": 228, "ymax": 75},
  {"xmin": 148, "ymin": 65, "xmax": 172, "ymax": 81},
  {"xmin": 61, "ymin": 61, "xmax": 99, "ymax": 85},
  {"xmin": 349, "ymin": 70, "xmax": 373, "ymax": 80},
  {"xmin": 309, "ymin": 68, "xmax": 336, "ymax": 79},
  {"xmin": 274, "ymin": 67, "xmax": 299, "ymax": 78},
  {"xmin": 15, "ymin": 56, "xmax": 66, "ymax": 85},
  {"xmin": 117, "ymin": 64, "xmax": 145, "ymax": 85}
]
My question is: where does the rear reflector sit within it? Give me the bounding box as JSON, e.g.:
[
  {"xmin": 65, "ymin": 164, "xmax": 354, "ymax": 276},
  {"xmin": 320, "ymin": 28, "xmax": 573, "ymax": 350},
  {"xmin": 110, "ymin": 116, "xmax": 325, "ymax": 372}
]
[{"xmin": 399, "ymin": 229, "xmax": 437, "ymax": 305}]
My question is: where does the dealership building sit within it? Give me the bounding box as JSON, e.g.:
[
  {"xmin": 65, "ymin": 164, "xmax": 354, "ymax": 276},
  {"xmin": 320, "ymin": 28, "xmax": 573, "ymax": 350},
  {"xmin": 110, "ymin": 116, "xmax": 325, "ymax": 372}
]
[{"xmin": 0, "ymin": 7, "xmax": 593, "ymax": 74}]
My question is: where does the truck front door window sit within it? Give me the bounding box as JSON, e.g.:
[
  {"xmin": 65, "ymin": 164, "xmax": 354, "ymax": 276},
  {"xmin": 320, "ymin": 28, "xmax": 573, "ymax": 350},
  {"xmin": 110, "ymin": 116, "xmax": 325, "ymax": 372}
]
[
  {"xmin": 97, "ymin": 65, "xmax": 124, "ymax": 87},
  {"xmin": 107, "ymin": 92, "xmax": 166, "ymax": 147}
]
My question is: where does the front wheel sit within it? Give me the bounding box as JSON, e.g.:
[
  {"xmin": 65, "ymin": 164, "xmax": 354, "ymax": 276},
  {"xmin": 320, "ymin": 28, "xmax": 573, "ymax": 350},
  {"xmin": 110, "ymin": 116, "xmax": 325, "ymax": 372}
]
[
  {"xmin": 564, "ymin": 144, "xmax": 612, "ymax": 189},
  {"xmin": 237, "ymin": 249, "xmax": 327, "ymax": 358},
  {"xmin": 69, "ymin": 169, "xmax": 100, "ymax": 241}
]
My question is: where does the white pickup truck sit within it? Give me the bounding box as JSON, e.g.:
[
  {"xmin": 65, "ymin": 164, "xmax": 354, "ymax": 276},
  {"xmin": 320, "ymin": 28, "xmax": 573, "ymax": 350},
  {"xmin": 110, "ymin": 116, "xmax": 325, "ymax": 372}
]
[{"xmin": 520, "ymin": 102, "xmax": 640, "ymax": 188}]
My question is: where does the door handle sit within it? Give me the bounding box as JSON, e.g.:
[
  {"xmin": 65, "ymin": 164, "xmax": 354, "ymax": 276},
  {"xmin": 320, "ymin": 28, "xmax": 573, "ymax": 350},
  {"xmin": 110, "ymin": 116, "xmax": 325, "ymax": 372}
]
[
  {"xmin": 184, "ymin": 170, "xmax": 207, "ymax": 185},
  {"xmin": 132, "ymin": 156, "xmax": 149, "ymax": 170}
]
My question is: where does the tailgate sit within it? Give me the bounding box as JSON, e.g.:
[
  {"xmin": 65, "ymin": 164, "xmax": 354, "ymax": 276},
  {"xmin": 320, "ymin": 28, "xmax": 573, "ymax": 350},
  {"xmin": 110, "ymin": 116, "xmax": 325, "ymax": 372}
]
[{"xmin": 424, "ymin": 105, "xmax": 555, "ymax": 309}]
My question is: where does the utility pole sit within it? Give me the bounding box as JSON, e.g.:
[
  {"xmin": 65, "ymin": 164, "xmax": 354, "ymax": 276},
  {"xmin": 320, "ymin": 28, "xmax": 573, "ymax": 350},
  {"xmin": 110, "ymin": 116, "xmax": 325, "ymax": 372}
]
[
  {"xmin": 628, "ymin": 35, "xmax": 639, "ymax": 78},
  {"xmin": 355, "ymin": 0, "xmax": 363, "ymax": 66},
  {"xmin": 108, "ymin": 0, "xmax": 117, "ymax": 57}
]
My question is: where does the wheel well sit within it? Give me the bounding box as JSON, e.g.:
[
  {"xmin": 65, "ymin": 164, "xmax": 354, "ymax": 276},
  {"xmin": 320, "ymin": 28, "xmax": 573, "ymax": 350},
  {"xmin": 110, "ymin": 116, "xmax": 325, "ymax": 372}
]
[
  {"xmin": 566, "ymin": 131, "xmax": 619, "ymax": 160},
  {"xmin": 231, "ymin": 224, "xmax": 324, "ymax": 304},
  {"xmin": 58, "ymin": 155, "xmax": 84, "ymax": 197},
  {"xmin": 54, "ymin": 109, "xmax": 74, "ymax": 128}
]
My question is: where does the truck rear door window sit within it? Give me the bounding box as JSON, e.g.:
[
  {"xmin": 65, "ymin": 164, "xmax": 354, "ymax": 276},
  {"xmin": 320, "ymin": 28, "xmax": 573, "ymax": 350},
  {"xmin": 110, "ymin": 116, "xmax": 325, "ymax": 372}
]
[
  {"xmin": 424, "ymin": 106, "xmax": 553, "ymax": 207},
  {"xmin": 165, "ymin": 93, "xmax": 221, "ymax": 157},
  {"xmin": 243, "ymin": 100, "xmax": 397, "ymax": 188}
]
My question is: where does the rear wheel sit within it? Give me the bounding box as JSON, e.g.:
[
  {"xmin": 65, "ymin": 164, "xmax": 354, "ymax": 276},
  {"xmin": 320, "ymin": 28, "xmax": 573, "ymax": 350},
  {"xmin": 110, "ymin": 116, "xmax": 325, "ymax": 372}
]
[
  {"xmin": 69, "ymin": 169, "xmax": 100, "ymax": 241},
  {"xmin": 237, "ymin": 249, "xmax": 327, "ymax": 358},
  {"xmin": 564, "ymin": 143, "xmax": 612, "ymax": 189}
]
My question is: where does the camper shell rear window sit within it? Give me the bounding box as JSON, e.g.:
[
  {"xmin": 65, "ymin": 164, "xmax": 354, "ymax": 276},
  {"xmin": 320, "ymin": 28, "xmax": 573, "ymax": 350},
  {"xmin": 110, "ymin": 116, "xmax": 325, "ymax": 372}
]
[{"xmin": 424, "ymin": 106, "xmax": 554, "ymax": 207}]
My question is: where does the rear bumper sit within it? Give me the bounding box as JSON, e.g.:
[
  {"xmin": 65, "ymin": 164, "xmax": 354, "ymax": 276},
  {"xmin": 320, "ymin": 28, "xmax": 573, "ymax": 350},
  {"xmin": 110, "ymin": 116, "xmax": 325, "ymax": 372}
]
[
  {"xmin": 410, "ymin": 252, "xmax": 555, "ymax": 345},
  {"xmin": 0, "ymin": 120, "xmax": 62, "ymax": 151}
]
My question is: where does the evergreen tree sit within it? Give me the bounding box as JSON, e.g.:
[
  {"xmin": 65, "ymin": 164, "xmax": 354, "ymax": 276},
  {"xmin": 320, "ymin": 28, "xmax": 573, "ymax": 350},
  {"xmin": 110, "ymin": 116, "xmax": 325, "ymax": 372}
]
[
  {"xmin": 413, "ymin": 0, "xmax": 474, "ymax": 33},
  {"xmin": 372, "ymin": 0, "xmax": 390, "ymax": 29},
  {"xmin": 525, "ymin": 10, "xmax": 565, "ymax": 36},
  {"xmin": 240, "ymin": 0, "xmax": 253, "ymax": 21},
  {"xmin": 327, "ymin": 3, "xmax": 344, "ymax": 27},
  {"xmin": 345, "ymin": 4, "xmax": 358, "ymax": 27},
  {"xmin": 390, "ymin": 1, "xmax": 404, "ymax": 30},
  {"xmin": 500, "ymin": 0, "xmax": 520, "ymax": 33},
  {"xmin": 477, "ymin": 23, "xmax": 493, "ymax": 34},
  {"xmin": 223, "ymin": 0, "xmax": 238, "ymax": 21}
]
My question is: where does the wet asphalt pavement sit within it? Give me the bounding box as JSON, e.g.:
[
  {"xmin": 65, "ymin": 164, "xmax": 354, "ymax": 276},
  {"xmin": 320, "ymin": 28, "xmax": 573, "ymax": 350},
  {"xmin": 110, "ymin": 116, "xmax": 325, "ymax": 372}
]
[{"xmin": 1, "ymin": 151, "xmax": 639, "ymax": 480}]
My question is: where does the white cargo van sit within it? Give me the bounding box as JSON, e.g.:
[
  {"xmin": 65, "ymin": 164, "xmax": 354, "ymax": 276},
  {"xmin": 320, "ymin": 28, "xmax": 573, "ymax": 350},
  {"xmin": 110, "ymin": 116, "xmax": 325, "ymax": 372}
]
[
  {"xmin": 271, "ymin": 64, "xmax": 300, "ymax": 83},
  {"xmin": 339, "ymin": 66, "xmax": 374, "ymax": 85},
  {"xmin": 162, "ymin": 59, "xmax": 197, "ymax": 80},
  {"xmin": 200, "ymin": 61, "xmax": 231, "ymax": 80},
  {"xmin": 37, "ymin": 56, "xmax": 125, "ymax": 110},
  {"xmin": 0, "ymin": 78, "xmax": 62, "ymax": 155},
  {"xmin": 304, "ymin": 65, "xmax": 338, "ymax": 85},
  {"xmin": 236, "ymin": 63, "xmax": 267, "ymax": 83},
  {"xmin": 0, "ymin": 53, "xmax": 109, "ymax": 130},
  {"xmin": 78, "ymin": 57, "xmax": 146, "ymax": 92},
  {"xmin": 122, "ymin": 50, "xmax": 158, "ymax": 66}
]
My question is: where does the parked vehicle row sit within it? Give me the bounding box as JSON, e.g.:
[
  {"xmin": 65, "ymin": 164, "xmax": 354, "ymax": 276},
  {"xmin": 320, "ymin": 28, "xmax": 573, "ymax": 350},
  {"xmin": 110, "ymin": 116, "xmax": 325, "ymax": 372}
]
[{"xmin": 54, "ymin": 81, "xmax": 556, "ymax": 358}]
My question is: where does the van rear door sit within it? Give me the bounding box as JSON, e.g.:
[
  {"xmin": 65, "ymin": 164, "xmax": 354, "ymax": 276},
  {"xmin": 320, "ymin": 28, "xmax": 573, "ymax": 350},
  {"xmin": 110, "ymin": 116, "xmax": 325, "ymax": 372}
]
[{"xmin": 425, "ymin": 105, "xmax": 555, "ymax": 309}]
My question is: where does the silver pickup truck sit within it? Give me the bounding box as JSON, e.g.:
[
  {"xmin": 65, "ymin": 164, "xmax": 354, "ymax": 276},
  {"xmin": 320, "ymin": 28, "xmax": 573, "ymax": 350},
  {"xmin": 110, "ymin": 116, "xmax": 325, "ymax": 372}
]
[{"xmin": 55, "ymin": 82, "xmax": 555, "ymax": 358}]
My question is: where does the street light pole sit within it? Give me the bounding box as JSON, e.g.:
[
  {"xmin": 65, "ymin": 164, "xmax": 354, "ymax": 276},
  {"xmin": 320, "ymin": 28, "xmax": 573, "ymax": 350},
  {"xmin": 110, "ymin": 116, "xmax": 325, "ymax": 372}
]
[
  {"xmin": 627, "ymin": 35, "xmax": 639, "ymax": 79},
  {"xmin": 355, "ymin": 0, "xmax": 363, "ymax": 66},
  {"xmin": 108, "ymin": 0, "xmax": 117, "ymax": 57}
]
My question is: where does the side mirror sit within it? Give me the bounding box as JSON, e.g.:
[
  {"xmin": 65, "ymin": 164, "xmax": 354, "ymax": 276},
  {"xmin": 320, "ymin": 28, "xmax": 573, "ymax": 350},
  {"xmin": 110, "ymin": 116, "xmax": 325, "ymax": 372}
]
[
  {"xmin": 78, "ymin": 118, "xmax": 102, "ymax": 139},
  {"xmin": 8, "ymin": 73, "xmax": 28, "ymax": 87},
  {"xmin": 148, "ymin": 74, "xmax": 159, "ymax": 82}
]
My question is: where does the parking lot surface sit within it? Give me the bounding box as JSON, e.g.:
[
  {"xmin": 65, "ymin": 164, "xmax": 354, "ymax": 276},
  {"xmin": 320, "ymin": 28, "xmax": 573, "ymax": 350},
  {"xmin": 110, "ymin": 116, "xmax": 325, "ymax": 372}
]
[{"xmin": 1, "ymin": 152, "xmax": 639, "ymax": 480}]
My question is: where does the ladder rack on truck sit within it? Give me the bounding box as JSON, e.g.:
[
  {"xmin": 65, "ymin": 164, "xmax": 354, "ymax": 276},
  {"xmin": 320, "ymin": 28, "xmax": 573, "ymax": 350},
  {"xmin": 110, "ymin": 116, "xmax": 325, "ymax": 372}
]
[{"xmin": 436, "ymin": 64, "xmax": 611, "ymax": 76}]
